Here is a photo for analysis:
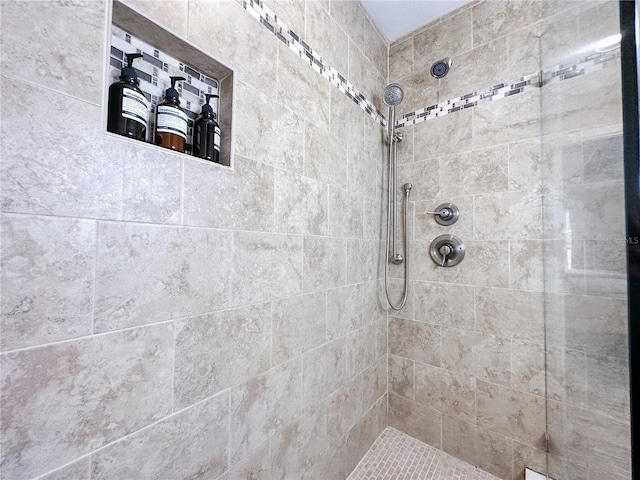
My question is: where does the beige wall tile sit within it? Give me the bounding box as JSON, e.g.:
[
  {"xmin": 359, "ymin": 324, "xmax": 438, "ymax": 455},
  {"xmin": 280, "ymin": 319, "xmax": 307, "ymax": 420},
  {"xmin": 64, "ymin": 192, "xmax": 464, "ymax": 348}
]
[
  {"xmin": 362, "ymin": 354, "xmax": 387, "ymax": 410},
  {"xmin": 273, "ymin": 292, "xmax": 326, "ymax": 365},
  {"xmin": 389, "ymin": 37, "xmax": 412, "ymax": 82},
  {"xmin": 120, "ymin": 0, "xmax": 189, "ymax": 36},
  {"xmin": 414, "ymin": 9, "xmax": 472, "ymax": 74},
  {"xmin": 303, "ymin": 236, "xmax": 347, "ymax": 292},
  {"xmin": 39, "ymin": 457, "xmax": 90, "ymax": 480},
  {"xmin": 414, "ymin": 109, "xmax": 474, "ymax": 159},
  {"xmin": 415, "ymin": 363, "xmax": 476, "ymax": 423},
  {"xmin": 275, "ymin": 168, "xmax": 328, "ymax": 235},
  {"xmin": 413, "ymin": 281, "xmax": 474, "ymax": 330},
  {"xmin": 389, "ymin": 317, "xmax": 441, "ymax": 366},
  {"xmin": 1, "ymin": 324, "xmax": 174, "ymax": 479},
  {"xmin": 303, "ymin": 338, "xmax": 347, "ymax": 406},
  {"xmin": 1, "ymin": 214, "xmax": 95, "ymax": 351},
  {"xmin": 327, "ymin": 284, "xmax": 363, "ymax": 340},
  {"xmin": 440, "ymin": 145, "xmax": 508, "ymax": 197},
  {"xmin": 346, "ymin": 323, "xmax": 377, "ymax": 378},
  {"xmin": 329, "ymin": 187, "xmax": 364, "ymax": 237},
  {"xmin": 305, "ymin": 121, "xmax": 347, "ymax": 188},
  {"xmin": 388, "ymin": 393, "xmax": 442, "ymax": 448},
  {"xmin": 306, "ymin": 0, "xmax": 349, "ymax": 75},
  {"xmin": 225, "ymin": 442, "xmax": 271, "ymax": 480},
  {"xmin": 388, "ymin": 354, "xmax": 414, "ymax": 400},
  {"xmin": 230, "ymin": 358, "xmax": 303, "ymax": 463},
  {"xmin": 91, "ymin": 391, "xmax": 229, "ymax": 479},
  {"xmin": 174, "ymin": 303, "xmax": 272, "ymax": 409},
  {"xmin": 443, "ymin": 415, "xmax": 513, "ymax": 479}
]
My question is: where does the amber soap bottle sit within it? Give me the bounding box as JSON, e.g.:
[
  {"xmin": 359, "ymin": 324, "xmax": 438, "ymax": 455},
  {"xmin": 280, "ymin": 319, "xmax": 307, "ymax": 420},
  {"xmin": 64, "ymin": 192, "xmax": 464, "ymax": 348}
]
[{"xmin": 155, "ymin": 76, "xmax": 188, "ymax": 152}]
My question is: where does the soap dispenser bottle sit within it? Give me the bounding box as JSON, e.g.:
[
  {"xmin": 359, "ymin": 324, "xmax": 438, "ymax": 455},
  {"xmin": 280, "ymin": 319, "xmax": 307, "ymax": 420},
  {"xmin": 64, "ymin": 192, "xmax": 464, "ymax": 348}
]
[
  {"xmin": 107, "ymin": 52, "xmax": 148, "ymax": 141},
  {"xmin": 155, "ymin": 76, "xmax": 188, "ymax": 153},
  {"xmin": 193, "ymin": 94, "xmax": 221, "ymax": 163}
]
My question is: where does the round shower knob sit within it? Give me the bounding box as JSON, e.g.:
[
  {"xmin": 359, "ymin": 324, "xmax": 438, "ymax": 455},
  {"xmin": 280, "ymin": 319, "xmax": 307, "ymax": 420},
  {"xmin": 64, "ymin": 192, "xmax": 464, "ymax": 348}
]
[
  {"xmin": 430, "ymin": 234, "xmax": 465, "ymax": 267},
  {"xmin": 427, "ymin": 203, "xmax": 459, "ymax": 226}
]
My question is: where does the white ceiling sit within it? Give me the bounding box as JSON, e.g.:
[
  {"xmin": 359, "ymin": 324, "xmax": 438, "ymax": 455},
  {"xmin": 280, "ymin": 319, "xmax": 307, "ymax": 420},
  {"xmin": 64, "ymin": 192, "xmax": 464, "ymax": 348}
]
[{"xmin": 361, "ymin": 0, "xmax": 472, "ymax": 43}]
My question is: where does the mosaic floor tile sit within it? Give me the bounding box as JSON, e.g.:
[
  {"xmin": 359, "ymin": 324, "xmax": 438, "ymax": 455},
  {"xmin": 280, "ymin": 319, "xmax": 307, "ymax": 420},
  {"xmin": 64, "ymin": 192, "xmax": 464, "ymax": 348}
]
[{"xmin": 348, "ymin": 427, "xmax": 501, "ymax": 480}]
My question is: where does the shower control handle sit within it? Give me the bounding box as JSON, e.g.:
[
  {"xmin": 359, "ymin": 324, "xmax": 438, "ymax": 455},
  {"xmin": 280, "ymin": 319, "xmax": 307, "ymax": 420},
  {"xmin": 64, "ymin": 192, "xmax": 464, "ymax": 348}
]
[
  {"xmin": 430, "ymin": 235, "xmax": 465, "ymax": 267},
  {"xmin": 439, "ymin": 245, "xmax": 452, "ymax": 266},
  {"xmin": 427, "ymin": 203, "xmax": 460, "ymax": 226}
]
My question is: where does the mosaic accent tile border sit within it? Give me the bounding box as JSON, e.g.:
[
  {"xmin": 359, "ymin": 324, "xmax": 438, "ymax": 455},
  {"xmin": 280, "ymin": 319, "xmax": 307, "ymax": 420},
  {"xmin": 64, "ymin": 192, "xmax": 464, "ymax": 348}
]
[
  {"xmin": 110, "ymin": 26, "xmax": 221, "ymax": 144},
  {"xmin": 348, "ymin": 427, "xmax": 501, "ymax": 480},
  {"xmin": 238, "ymin": 0, "xmax": 388, "ymax": 127},
  {"xmin": 396, "ymin": 47, "xmax": 621, "ymax": 129}
]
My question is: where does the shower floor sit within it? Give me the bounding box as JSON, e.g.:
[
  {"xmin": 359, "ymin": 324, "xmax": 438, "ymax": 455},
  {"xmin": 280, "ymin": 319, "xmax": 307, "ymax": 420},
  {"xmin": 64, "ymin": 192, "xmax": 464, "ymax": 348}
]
[{"xmin": 348, "ymin": 427, "xmax": 501, "ymax": 480}]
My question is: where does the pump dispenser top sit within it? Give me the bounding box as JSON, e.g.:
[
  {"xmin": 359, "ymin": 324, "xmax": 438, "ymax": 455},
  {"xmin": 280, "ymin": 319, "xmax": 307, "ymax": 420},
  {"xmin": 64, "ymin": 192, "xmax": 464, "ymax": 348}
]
[
  {"xmin": 121, "ymin": 53, "xmax": 144, "ymax": 83},
  {"xmin": 107, "ymin": 52, "xmax": 148, "ymax": 140},
  {"xmin": 164, "ymin": 76, "xmax": 185, "ymax": 102}
]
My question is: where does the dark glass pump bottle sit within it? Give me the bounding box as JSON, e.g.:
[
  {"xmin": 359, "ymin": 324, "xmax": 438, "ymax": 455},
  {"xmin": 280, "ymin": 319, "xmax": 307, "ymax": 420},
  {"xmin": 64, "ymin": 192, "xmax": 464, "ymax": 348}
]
[
  {"xmin": 107, "ymin": 53, "xmax": 148, "ymax": 140},
  {"xmin": 193, "ymin": 94, "xmax": 221, "ymax": 163},
  {"xmin": 155, "ymin": 76, "xmax": 188, "ymax": 153}
]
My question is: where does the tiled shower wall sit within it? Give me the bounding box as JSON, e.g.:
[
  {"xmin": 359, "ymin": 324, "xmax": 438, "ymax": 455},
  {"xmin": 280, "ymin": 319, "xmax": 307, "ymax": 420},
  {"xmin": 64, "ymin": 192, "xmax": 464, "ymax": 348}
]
[
  {"xmin": 387, "ymin": 1, "xmax": 630, "ymax": 479},
  {"xmin": 0, "ymin": 0, "xmax": 390, "ymax": 478}
]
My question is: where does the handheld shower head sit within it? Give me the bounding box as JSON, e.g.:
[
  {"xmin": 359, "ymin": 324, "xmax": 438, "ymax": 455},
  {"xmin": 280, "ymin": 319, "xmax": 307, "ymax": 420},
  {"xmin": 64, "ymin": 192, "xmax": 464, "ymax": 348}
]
[{"xmin": 383, "ymin": 83, "xmax": 404, "ymax": 107}]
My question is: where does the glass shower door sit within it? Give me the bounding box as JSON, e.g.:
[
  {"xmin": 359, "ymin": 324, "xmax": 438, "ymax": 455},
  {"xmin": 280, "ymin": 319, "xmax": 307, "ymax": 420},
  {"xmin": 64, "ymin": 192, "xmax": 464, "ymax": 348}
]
[{"xmin": 539, "ymin": 1, "xmax": 632, "ymax": 478}]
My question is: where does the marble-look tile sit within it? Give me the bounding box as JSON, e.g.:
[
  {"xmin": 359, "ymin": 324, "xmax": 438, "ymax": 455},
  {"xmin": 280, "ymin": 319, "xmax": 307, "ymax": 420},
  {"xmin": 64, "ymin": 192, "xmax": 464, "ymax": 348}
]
[
  {"xmin": 234, "ymin": 82, "xmax": 304, "ymax": 174},
  {"xmin": 269, "ymin": 0, "xmax": 306, "ymax": 38},
  {"xmin": 278, "ymin": 43, "xmax": 331, "ymax": 127},
  {"xmin": 327, "ymin": 375, "xmax": 363, "ymax": 442},
  {"xmin": 473, "ymin": 89, "xmax": 541, "ymax": 150},
  {"xmin": 183, "ymin": 154, "xmax": 274, "ymax": 231},
  {"xmin": 233, "ymin": 231, "xmax": 303, "ymax": 305},
  {"xmin": 563, "ymin": 294, "xmax": 628, "ymax": 358},
  {"xmin": 364, "ymin": 18, "xmax": 388, "ymax": 79},
  {"xmin": 394, "ymin": 70, "xmax": 439, "ymax": 118},
  {"xmin": 561, "ymin": 181, "xmax": 625, "ymax": 241},
  {"xmin": 440, "ymin": 145, "xmax": 508, "ymax": 197},
  {"xmin": 304, "ymin": 339, "xmax": 347, "ymax": 406},
  {"xmin": 91, "ymin": 392, "xmax": 229, "ymax": 480},
  {"xmin": 582, "ymin": 132, "xmax": 624, "ymax": 183},
  {"xmin": 415, "ymin": 195, "xmax": 474, "ymax": 241},
  {"xmin": 541, "ymin": 61, "xmax": 622, "ymax": 135},
  {"xmin": 541, "ymin": 239, "xmax": 586, "ymax": 295},
  {"xmin": 39, "ymin": 457, "xmax": 90, "ymax": 480},
  {"xmin": 224, "ymin": 441, "xmax": 271, "ymax": 480},
  {"xmin": 578, "ymin": 0, "xmax": 621, "ymax": 46},
  {"xmin": 174, "ymin": 303, "xmax": 272, "ymax": 409},
  {"xmin": 346, "ymin": 404, "xmax": 382, "ymax": 474},
  {"xmin": 364, "ymin": 196, "xmax": 383, "ymax": 241},
  {"xmin": 304, "ymin": 121, "xmax": 347, "ymax": 188},
  {"xmin": 120, "ymin": 0, "xmax": 188, "ymax": 35},
  {"xmin": 547, "ymin": 401, "xmax": 631, "ymax": 476},
  {"xmin": 442, "ymin": 415, "xmax": 514, "ymax": 479},
  {"xmin": 472, "ymin": 0, "xmax": 560, "ymax": 47},
  {"xmin": 303, "ymin": 236, "xmax": 347, "ymax": 292},
  {"xmin": 327, "ymin": 284, "xmax": 363, "ymax": 340},
  {"xmin": 414, "ymin": 109, "xmax": 474, "ymax": 159},
  {"xmin": 414, "ymin": 9, "xmax": 472, "ymax": 75},
  {"xmin": 271, "ymin": 402, "xmax": 331, "ymax": 480},
  {"xmin": 0, "ymin": 324, "xmax": 174, "ymax": 479},
  {"xmin": 389, "ymin": 37, "xmax": 412, "ymax": 82},
  {"xmin": 388, "ymin": 393, "xmax": 442, "ymax": 448},
  {"xmin": 230, "ymin": 358, "xmax": 302, "ymax": 463},
  {"xmin": 586, "ymin": 353, "xmax": 630, "ymax": 422},
  {"xmin": 306, "ymin": 0, "xmax": 349, "ymax": 75},
  {"xmin": 346, "ymin": 323, "xmax": 378, "ymax": 379},
  {"xmin": 1, "ymin": 78, "xmax": 180, "ymax": 223},
  {"xmin": 413, "ymin": 282, "xmax": 474, "ymax": 330},
  {"xmin": 475, "ymin": 287, "xmax": 544, "ymax": 343},
  {"xmin": 375, "ymin": 318, "xmax": 388, "ymax": 359},
  {"xmin": 395, "ymin": 125, "xmax": 415, "ymax": 164},
  {"xmin": 476, "ymin": 381, "xmax": 545, "ymax": 447},
  {"xmin": 346, "ymin": 239, "xmax": 377, "ymax": 284},
  {"xmin": 389, "ymin": 318, "xmax": 440, "ymax": 367},
  {"xmin": 0, "ymin": 214, "xmax": 95, "ymax": 351},
  {"xmin": 94, "ymin": 223, "xmax": 233, "ymax": 332},
  {"xmin": 510, "ymin": 240, "xmax": 544, "ymax": 292},
  {"xmin": 510, "ymin": 340, "xmax": 545, "ymax": 398},
  {"xmin": 329, "ymin": 187, "xmax": 364, "ymax": 238},
  {"xmin": 348, "ymin": 148, "xmax": 377, "ymax": 201},
  {"xmin": 189, "ymin": 0, "xmax": 277, "ymax": 96},
  {"xmin": 547, "ymin": 345, "xmax": 588, "ymax": 408},
  {"xmin": 439, "ymin": 37, "xmax": 508, "ymax": 100},
  {"xmin": 361, "ymin": 280, "xmax": 388, "ymax": 324},
  {"xmin": 388, "ymin": 354, "xmax": 414, "ymax": 400},
  {"xmin": 396, "ymin": 159, "xmax": 439, "ymax": 203},
  {"xmin": 331, "ymin": 87, "xmax": 365, "ymax": 154},
  {"xmin": 414, "ymin": 363, "xmax": 476, "ymax": 423},
  {"xmin": 275, "ymin": 168, "xmax": 328, "ymax": 235},
  {"xmin": 0, "ymin": 0, "xmax": 105, "ymax": 104},
  {"xmin": 273, "ymin": 292, "xmax": 326, "ymax": 365},
  {"xmin": 474, "ymin": 190, "xmax": 542, "ymax": 240},
  {"xmin": 349, "ymin": 39, "xmax": 384, "ymax": 111},
  {"xmin": 330, "ymin": 0, "xmax": 364, "ymax": 47},
  {"xmin": 362, "ymin": 354, "xmax": 387, "ymax": 411},
  {"xmin": 441, "ymin": 329, "xmax": 511, "ymax": 386}
]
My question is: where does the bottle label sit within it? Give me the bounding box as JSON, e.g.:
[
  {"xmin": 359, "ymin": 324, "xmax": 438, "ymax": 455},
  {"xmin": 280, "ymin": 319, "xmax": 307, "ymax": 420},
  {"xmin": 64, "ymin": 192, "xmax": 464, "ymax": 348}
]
[
  {"xmin": 157, "ymin": 106, "xmax": 188, "ymax": 140},
  {"xmin": 121, "ymin": 89, "xmax": 148, "ymax": 127},
  {"xmin": 214, "ymin": 125, "xmax": 221, "ymax": 152}
]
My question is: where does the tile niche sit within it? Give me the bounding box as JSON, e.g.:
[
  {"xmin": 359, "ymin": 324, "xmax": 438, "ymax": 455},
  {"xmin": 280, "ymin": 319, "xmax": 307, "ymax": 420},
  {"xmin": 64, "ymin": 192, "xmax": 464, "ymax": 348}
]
[{"xmin": 107, "ymin": 0, "xmax": 235, "ymax": 167}]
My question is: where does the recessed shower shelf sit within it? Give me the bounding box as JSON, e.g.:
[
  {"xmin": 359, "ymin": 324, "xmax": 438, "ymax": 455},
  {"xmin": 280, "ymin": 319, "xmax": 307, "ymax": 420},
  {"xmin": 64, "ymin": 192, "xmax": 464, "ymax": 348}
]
[{"xmin": 107, "ymin": 0, "xmax": 235, "ymax": 167}]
